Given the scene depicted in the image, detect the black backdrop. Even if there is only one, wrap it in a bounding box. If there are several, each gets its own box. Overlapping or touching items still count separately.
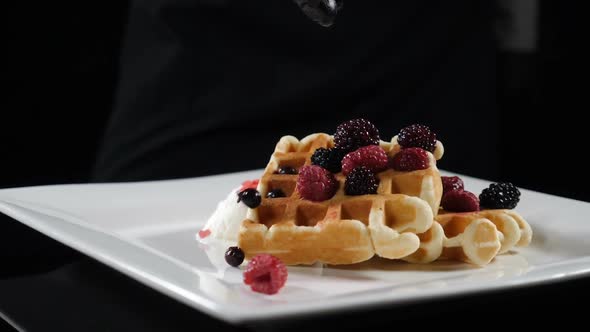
[1,2,588,330]
[2,1,586,200]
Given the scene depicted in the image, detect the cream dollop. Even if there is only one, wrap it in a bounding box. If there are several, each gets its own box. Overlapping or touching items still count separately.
[198,187,248,244]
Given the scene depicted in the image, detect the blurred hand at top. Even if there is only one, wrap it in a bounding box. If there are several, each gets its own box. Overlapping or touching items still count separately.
[293,0,343,27]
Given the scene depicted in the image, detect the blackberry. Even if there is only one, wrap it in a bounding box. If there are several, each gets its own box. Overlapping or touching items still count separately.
[479,182,521,209]
[344,166,379,195]
[310,147,345,173]
[334,118,380,153]
[397,124,437,152]
[266,189,286,198]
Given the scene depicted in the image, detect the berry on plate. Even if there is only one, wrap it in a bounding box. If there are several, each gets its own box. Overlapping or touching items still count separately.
[243,254,288,295]
[225,246,245,267]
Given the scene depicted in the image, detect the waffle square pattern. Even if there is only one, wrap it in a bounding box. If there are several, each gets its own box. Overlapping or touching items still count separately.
[238,132,531,266]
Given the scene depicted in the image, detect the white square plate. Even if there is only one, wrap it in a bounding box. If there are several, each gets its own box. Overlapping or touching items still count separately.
[1,169,589,324]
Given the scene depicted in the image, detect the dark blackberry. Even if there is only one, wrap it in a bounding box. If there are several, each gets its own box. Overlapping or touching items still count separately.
[276,167,298,175]
[266,189,286,198]
[344,166,379,195]
[479,182,521,209]
[310,147,345,173]
[397,124,437,152]
[237,188,262,208]
[225,246,245,267]
[334,118,380,153]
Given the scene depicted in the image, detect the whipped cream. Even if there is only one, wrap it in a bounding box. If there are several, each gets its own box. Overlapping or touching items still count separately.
[198,186,248,244]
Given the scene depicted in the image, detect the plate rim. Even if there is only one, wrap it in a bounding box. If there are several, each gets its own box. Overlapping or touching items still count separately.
[2,173,590,323]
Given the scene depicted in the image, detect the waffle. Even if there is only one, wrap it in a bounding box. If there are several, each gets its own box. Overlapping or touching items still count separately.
[380,136,444,216]
[238,133,441,265]
[402,209,532,266]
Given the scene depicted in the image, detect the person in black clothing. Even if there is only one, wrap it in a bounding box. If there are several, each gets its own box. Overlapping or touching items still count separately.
[91,0,501,184]
[5,2,559,330]
[1,0,502,276]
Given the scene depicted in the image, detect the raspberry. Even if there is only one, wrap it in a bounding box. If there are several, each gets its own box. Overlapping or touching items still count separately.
[296,165,339,201]
[441,190,480,212]
[479,182,521,209]
[333,118,380,153]
[243,254,288,295]
[345,166,379,195]
[442,176,465,195]
[341,145,389,176]
[311,147,345,173]
[390,147,430,171]
[239,179,259,192]
[397,124,437,152]
[198,229,211,239]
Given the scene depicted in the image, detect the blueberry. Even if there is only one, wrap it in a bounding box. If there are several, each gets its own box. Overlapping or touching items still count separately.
[266,189,286,198]
[225,246,245,267]
[237,188,262,208]
[277,167,298,175]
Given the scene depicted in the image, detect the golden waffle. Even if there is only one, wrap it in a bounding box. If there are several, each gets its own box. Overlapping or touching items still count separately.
[380,136,444,216]
[238,133,439,265]
[402,209,532,266]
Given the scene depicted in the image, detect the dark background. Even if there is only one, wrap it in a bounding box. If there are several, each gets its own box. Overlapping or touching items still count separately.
[1,1,587,331]
[2,1,586,199]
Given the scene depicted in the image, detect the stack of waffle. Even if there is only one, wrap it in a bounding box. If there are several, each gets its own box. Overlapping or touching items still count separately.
[238,128,532,266]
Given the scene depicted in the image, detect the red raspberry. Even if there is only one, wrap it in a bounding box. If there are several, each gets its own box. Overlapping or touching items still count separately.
[397,124,437,152]
[441,176,464,195]
[239,179,260,192]
[243,254,288,295]
[390,147,430,171]
[296,165,339,201]
[198,229,211,239]
[441,190,480,212]
[341,145,388,176]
